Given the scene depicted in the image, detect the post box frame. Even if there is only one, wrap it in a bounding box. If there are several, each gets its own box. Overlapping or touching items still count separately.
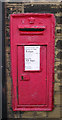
[10,13,55,111]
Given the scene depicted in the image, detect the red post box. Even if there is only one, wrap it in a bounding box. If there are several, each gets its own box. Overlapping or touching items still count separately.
[10,13,55,111]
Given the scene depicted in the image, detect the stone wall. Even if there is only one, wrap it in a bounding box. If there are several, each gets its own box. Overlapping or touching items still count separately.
[5,2,62,118]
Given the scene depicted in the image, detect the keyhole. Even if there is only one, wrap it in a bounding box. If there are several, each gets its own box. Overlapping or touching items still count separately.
[21,76,23,80]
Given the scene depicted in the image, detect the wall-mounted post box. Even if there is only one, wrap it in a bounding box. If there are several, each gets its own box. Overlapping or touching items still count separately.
[10,13,55,111]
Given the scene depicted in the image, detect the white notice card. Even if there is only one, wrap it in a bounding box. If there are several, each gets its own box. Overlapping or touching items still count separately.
[24,46,40,71]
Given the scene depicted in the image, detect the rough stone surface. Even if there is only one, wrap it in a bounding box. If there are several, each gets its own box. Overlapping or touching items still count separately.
[56,40,62,49]
[54,83,60,92]
[54,92,60,105]
[47,107,60,118]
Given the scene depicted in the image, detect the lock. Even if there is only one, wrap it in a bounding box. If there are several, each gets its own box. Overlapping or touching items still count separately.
[21,74,30,81]
[21,76,23,80]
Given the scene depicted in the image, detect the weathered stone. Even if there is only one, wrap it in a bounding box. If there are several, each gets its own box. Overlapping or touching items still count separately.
[57,29,62,33]
[57,72,62,80]
[56,40,62,49]
[55,73,60,82]
[24,4,61,13]
[56,51,62,59]
[54,92,60,105]
[47,107,60,118]
[54,83,60,92]
[22,111,34,118]
[55,61,60,71]
[60,84,62,92]
[56,16,62,24]
[57,64,62,70]
[60,93,62,105]
[13,111,21,118]
[36,111,47,118]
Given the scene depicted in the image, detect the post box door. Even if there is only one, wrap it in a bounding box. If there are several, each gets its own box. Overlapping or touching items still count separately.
[18,45,47,105]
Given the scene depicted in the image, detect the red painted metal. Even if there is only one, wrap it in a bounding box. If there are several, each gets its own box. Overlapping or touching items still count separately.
[10,13,55,111]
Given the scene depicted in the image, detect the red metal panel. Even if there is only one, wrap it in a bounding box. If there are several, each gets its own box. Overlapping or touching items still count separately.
[10,13,55,111]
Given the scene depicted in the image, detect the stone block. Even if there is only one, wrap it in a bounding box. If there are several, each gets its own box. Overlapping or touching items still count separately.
[55,73,60,82]
[36,111,47,118]
[54,92,60,105]
[54,83,60,92]
[47,107,60,118]
[22,111,34,118]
